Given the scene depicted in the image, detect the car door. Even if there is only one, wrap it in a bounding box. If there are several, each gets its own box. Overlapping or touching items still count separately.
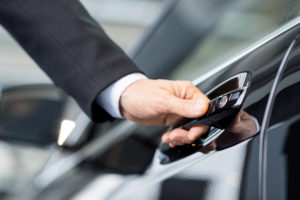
[241,33,300,200]
[106,11,300,200]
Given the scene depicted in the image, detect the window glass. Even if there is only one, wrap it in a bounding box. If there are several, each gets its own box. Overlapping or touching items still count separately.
[169,0,300,81]
[241,37,300,200]
[263,39,300,200]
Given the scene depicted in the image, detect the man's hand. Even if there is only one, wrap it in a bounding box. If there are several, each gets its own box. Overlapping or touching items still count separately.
[120,79,210,146]
[164,109,258,152]
[166,110,258,153]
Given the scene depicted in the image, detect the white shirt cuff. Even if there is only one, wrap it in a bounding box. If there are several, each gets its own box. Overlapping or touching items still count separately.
[96,73,148,118]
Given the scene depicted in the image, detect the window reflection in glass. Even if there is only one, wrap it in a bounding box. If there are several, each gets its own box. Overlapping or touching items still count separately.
[170,0,300,81]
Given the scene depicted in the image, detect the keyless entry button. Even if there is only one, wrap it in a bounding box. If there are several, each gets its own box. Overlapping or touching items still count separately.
[217,95,228,109]
[229,91,240,100]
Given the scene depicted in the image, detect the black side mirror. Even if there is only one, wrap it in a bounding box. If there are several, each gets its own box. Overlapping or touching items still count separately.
[0,84,68,146]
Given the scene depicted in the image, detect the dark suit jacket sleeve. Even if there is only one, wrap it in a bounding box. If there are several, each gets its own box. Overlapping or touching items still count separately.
[0,0,142,122]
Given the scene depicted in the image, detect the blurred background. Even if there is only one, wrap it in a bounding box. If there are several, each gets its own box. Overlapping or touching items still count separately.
[0,0,164,198]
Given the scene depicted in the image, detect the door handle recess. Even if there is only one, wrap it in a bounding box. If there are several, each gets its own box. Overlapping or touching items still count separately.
[159,72,251,164]
[173,72,251,147]
[178,86,248,130]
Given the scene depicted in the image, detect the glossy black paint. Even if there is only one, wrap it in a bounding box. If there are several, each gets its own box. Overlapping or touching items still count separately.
[241,39,300,200]
[108,19,300,200]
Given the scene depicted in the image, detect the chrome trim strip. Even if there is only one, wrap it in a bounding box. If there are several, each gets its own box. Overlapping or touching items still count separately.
[205,72,248,96]
[193,16,300,85]
[258,38,297,200]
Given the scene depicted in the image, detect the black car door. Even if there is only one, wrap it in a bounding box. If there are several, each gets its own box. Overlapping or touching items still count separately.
[108,14,300,200]
[241,33,300,200]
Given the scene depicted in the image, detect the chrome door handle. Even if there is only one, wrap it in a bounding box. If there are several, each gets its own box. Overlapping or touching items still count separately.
[179,86,248,130]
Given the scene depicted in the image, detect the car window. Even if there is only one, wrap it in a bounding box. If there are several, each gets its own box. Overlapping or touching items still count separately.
[240,36,300,200]
[263,39,300,200]
[169,0,300,81]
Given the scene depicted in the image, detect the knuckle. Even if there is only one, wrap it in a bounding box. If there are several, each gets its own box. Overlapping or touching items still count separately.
[187,81,194,87]
[169,133,177,141]
[166,98,175,113]
[186,136,195,143]
[157,95,169,113]
[183,80,193,87]
[170,98,184,114]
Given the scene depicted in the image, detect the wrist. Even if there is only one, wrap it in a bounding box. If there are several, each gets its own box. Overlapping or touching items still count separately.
[97,73,147,118]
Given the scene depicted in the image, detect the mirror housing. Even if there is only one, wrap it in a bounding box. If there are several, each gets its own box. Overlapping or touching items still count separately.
[0,84,68,146]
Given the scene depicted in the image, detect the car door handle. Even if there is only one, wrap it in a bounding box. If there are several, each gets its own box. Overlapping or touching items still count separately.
[179,86,248,130]
[173,71,251,144]
[159,73,251,164]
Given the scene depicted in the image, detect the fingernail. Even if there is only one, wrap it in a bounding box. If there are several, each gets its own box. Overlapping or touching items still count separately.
[162,135,168,142]
[188,132,197,141]
[169,143,175,148]
[194,102,203,114]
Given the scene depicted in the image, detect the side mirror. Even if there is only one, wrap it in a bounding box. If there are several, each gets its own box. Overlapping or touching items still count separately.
[0,84,68,146]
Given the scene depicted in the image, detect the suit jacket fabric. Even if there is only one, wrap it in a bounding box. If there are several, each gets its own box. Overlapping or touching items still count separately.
[0,0,141,122]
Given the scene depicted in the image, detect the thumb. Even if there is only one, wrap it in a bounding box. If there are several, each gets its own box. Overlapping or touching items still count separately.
[168,97,209,118]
